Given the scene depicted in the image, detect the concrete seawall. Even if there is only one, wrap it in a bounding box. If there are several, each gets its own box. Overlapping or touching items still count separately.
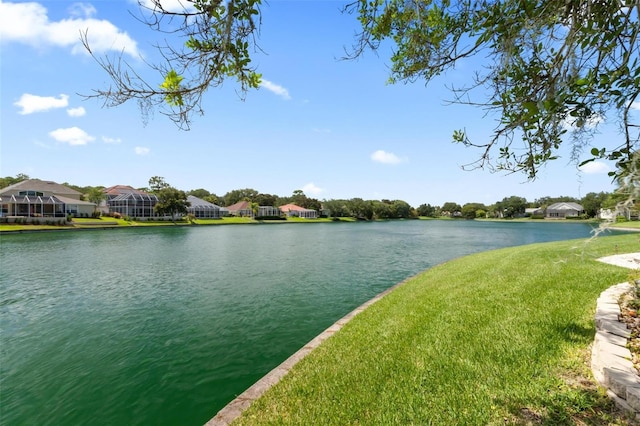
[204,274,415,425]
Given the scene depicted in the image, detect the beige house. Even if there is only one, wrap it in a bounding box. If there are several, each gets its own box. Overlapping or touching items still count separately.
[0,179,95,223]
[226,200,254,217]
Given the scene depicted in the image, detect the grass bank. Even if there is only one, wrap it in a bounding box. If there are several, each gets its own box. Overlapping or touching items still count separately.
[232,234,639,425]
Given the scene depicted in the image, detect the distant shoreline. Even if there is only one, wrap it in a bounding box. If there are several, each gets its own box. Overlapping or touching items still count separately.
[3,216,639,234]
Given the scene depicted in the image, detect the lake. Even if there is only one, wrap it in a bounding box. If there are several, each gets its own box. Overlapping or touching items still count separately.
[0,220,610,425]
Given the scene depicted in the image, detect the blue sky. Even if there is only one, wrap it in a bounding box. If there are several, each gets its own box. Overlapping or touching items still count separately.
[0,0,627,207]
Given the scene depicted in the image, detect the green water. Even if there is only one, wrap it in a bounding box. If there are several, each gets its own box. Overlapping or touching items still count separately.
[1,220,603,425]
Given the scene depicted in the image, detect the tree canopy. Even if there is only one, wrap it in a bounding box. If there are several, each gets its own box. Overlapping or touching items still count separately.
[155,186,190,221]
[350,0,640,180]
[85,0,640,182]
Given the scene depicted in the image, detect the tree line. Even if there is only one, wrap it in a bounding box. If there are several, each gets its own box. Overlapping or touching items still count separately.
[0,174,625,220]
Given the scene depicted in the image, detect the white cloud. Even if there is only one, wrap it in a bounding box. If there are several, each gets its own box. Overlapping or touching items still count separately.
[102,136,121,144]
[138,0,196,13]
[135,146,150,155]
[371,150,406,165]
[579,160,610,174]
[302,182,324,196]
[562,113,604,130]
[49,126,95,146]
[67,106,86,117]
[15,93,69,114]
[0,2,140,57]
[630,101,640,111]
[259,79,291,100]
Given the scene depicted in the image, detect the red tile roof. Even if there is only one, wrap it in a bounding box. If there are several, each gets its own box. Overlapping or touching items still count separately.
[103,185,151,196]
[226,200,252,212]
[279,203,307,212]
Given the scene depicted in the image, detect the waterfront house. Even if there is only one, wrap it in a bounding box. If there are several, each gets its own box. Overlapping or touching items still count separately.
[226,200,254,217]
[104,185,159,219]
[545,202,584,219]
[278,203,318,219]
[186,195,228,218]
[257,206,281,217]
[525,207,544,217]
[0,179,95,223]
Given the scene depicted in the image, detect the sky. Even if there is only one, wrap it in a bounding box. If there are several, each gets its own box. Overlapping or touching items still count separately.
[0,0,630,207]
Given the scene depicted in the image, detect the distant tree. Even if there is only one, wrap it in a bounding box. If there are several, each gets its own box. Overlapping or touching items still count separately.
[188,188,211,199]
[416,203,437,217]
[581,192,609,218]
[149,176,170,193]
[533,196,579,207]
[441,202,462,216]
[391,200,412,218]
[250,202,259,217]
[155,187,190,222]
[302,197,322,211]
[322,199,350,218]
[461,203,487,220]
[86,187,106,214]
[254,193,277,207]
[204,194,220,205]
[499,196,528,218]
[350,198,374,220]
[0,173,30,189]
[372,200,392,219]
[223,188,259,206]
[280,190,321,211]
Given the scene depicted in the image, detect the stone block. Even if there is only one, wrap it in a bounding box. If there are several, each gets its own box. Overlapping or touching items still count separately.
[627,387,640,411]
[604,367,640,399]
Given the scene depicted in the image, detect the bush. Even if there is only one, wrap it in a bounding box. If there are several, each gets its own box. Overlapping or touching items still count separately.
[255,216,286,221]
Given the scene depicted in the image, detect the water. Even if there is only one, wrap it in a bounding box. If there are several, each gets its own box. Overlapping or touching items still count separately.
[0,220,606,425]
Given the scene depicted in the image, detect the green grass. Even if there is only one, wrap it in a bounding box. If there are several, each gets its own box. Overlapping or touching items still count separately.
[234,234,640,425]
[610,221,640,229]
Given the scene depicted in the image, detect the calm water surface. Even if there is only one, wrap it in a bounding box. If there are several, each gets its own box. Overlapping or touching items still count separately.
[1,220,607,425]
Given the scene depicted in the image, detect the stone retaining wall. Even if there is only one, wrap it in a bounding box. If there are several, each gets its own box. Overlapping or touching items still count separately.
[592,283,640,419]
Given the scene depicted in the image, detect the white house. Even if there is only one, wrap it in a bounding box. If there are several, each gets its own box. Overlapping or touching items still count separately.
[545,202,584,219]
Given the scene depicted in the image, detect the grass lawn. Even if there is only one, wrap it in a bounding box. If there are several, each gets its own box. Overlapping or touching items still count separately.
[610,221,640,229]
[233,234,640,425]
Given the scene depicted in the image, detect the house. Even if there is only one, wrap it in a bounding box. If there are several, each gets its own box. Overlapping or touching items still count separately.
[279,203,318,219]
[186,195,228,218]
[257,206,280,217]
[104,185,159,219]
[599,205,640,221]
[545,202,584,219]
[226,200,254,217]
[525,207,544,217]
[0,179,96,223]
